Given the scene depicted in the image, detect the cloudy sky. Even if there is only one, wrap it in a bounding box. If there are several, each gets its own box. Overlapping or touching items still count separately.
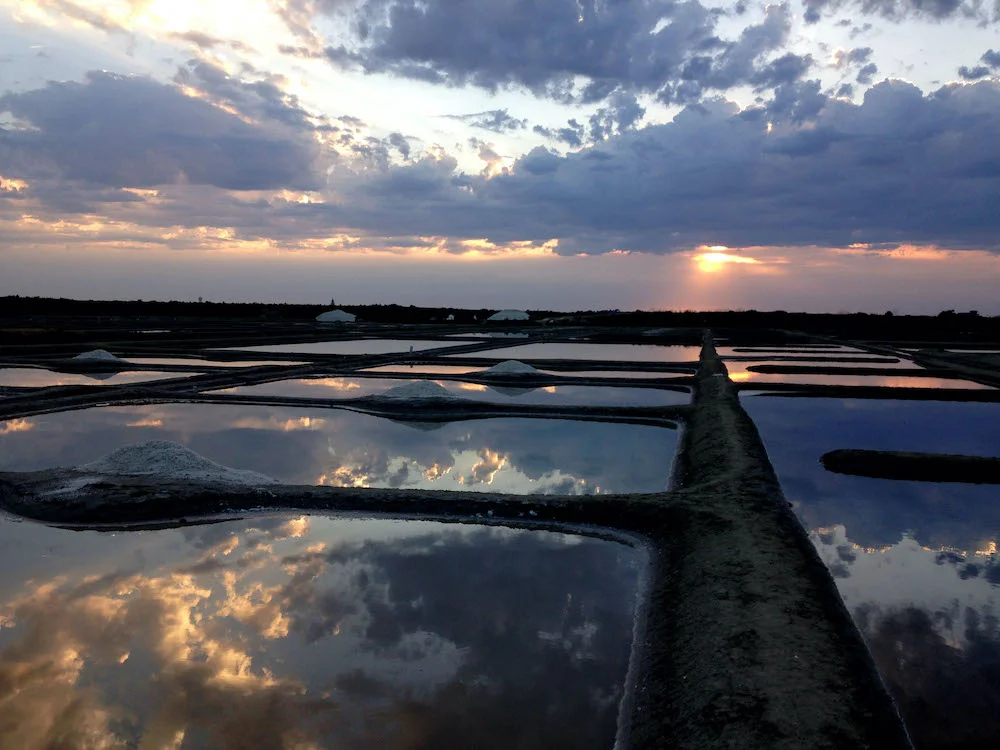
[2,0,999,312]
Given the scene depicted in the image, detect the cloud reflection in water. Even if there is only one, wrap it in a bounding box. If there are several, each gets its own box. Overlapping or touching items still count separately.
[746,396,1000,749]
[0,405,676,494]
[0,516,642,749]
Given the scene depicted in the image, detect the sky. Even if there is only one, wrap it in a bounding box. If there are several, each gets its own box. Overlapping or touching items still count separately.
[1,0,999,313]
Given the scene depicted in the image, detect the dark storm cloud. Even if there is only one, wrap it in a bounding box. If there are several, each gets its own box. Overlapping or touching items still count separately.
[313,1,802,104]
[173,60,317,132]
[856,62,879,83]
[959,49,1000,79]
[802,0,1000,24]
[311,79,1000,254]
[750,52,815,88]
[517,146,563,175]
[532,119,587,147]
[832,47,873,68]
[6,71,1000,258]
[444,108,528,133]
[587,91,646,141]
[387,131,412,159]
[0,71,320,190]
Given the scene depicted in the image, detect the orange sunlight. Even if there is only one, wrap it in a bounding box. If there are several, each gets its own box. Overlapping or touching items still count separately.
[692,246,762,273]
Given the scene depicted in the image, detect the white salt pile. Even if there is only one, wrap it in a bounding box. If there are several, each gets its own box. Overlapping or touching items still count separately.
[73,349,126,363]
[378,380,458,400]
[315,309,357,323]
[487,309,529,321]
[477,360,542,377]
[79,441,279,485]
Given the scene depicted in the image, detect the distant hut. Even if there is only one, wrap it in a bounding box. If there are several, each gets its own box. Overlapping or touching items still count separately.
[446,314,455,321]
[487,309,529,322]
[315,309,357,323]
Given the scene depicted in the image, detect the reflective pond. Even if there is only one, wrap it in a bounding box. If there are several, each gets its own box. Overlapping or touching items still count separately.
[215,340,455,356]
[362,364,686,379]
[363,364,484,375]
[0,405,676,494]
[209,377,689,406]
[127,357,310,367]
[725,362,989,389]
[717,346,871,357]
[538,370,692,379]
[721,356,912,370]
[744,396,1000,749]
[0,514,643,749]
[446,343,702,362]
[444,332,532,339]
[0,368,201,387]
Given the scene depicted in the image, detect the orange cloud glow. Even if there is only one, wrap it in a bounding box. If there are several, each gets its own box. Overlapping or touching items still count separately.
[692,246,762,273]
[0,419,35,435]
[0,175,28,192]
[832,244,958,260]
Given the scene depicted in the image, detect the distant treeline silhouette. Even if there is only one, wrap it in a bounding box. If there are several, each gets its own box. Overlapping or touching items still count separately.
[0,295,997,341]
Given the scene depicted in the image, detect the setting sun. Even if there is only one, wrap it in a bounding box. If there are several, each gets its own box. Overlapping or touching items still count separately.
[692,247,761,273]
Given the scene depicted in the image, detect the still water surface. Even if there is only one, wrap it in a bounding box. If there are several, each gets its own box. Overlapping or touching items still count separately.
[362,364,683,379]
[210,377,688,406]
[127,358,310,367]
[446,343,701,362]
[744,396,1000,749]
[0,405,676,494]
[0,368,201,387]
[0,514,642,749]
[217,340,454,356]
[725,362,988,389]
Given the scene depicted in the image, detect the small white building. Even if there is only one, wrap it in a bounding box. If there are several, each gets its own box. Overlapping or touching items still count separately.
[315,309,357,323]
[487,309,529,322]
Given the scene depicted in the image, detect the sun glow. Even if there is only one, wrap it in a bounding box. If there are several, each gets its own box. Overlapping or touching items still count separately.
[692,246,761,273]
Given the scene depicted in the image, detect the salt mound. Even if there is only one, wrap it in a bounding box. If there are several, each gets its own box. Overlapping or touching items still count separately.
[487,309,529,321]
[379,381,457,400]
[74,349,126,363]
[316,309,356,323]
[478,360,542,377]
[80,441,279,485]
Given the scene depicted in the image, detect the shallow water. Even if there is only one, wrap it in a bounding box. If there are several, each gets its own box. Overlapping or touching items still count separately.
[446,343,702,362]
[725,362,989,389]
[362,364,688,379]
[0,514,642,749]
[743,396,1000,748]
[127,357,310,367]
[444,332,531,339]
[538,369,693,378]
[0,405,676,494]
[0,368,202,387]
[717,345,868,356]
[362,364,484,375]
[721,355,912,370]
[210,377,689,406]
[215,340,455,355]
